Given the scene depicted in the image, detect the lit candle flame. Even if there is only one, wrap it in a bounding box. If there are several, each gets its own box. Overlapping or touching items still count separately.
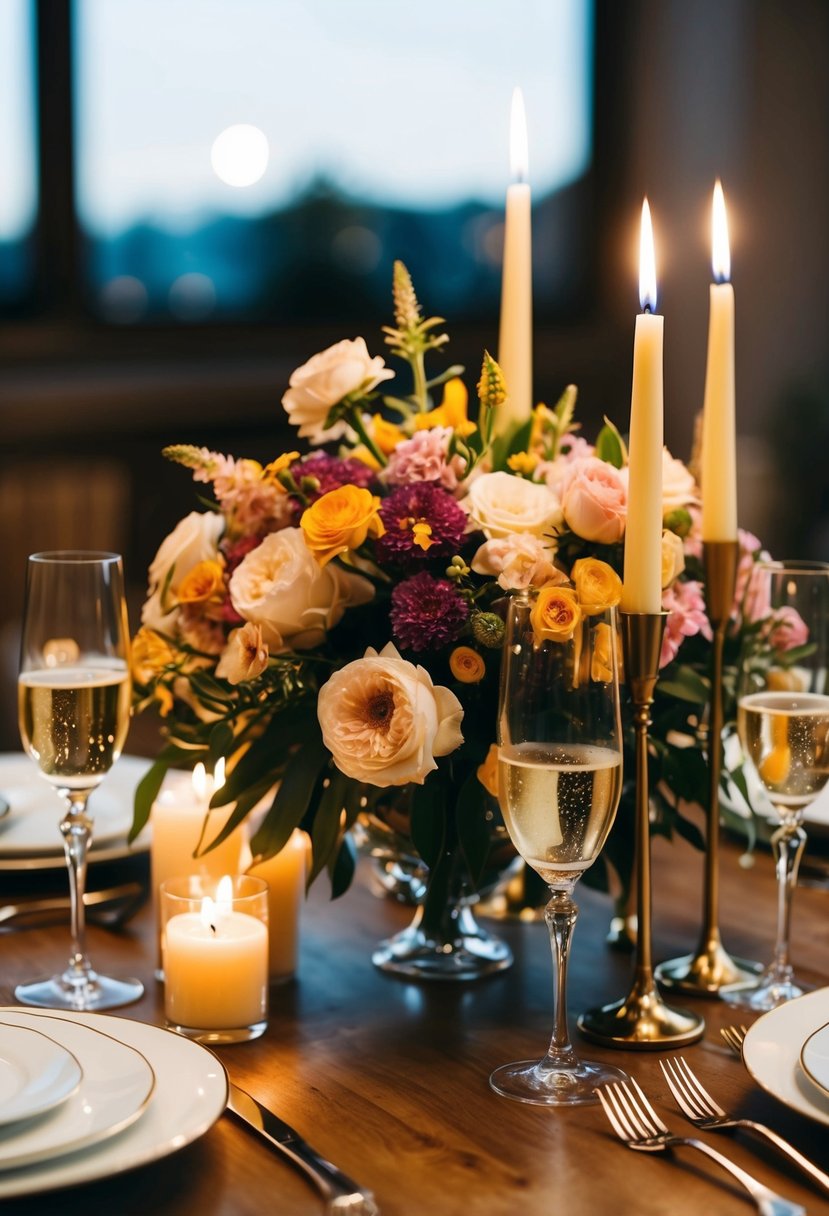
[214,756,226,791]
[192,761,207,803]
[509,87,528,183]
[200,895,217,934]
[216,875,234,911]
[711,179,731,284]
[639,197,657,313]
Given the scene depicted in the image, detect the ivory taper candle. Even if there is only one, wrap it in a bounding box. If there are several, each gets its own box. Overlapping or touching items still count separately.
[497,86,532,438]
[701,180,737,542]
[622,199,664,615]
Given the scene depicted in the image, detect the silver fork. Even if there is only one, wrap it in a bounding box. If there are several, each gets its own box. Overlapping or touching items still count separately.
[722,1024,749,1058]
[596,1078,805,1216]
[329,1196,379,1215]
[661,1057,829,1195]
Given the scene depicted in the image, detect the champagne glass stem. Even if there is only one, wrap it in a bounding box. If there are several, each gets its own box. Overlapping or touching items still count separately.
[544,888,579,1069]
[59,792,93,985]
[769,820,807,981]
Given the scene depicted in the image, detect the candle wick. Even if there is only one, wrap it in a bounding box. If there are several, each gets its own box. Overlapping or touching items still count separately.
[210,922,217,935]
[642,303,653,315]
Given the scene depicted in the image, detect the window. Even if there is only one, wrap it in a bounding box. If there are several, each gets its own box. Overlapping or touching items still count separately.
[73,0,594,324]
[0,0,38,309]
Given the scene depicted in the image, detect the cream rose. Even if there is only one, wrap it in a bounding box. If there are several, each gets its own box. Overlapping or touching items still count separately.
[317,643,464,786]
[141,510,224,634]
[661,530,686,588]
[228,528,373,650]
[471,533,564,591]
[281,338,395,444]
[561,458,626,545]
[661,449,699,513]
[466,471,562,541]
[216,622,269,684]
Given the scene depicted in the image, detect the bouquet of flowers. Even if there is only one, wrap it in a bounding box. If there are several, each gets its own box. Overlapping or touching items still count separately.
[130,262,767,917]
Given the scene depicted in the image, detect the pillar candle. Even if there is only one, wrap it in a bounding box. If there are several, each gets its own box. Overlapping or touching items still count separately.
[701,180,737,541]
[248,830,307,982]
[163,892,268,1030]
[497,86,532,438]
[622,199,664,614]
[150,764,246,958]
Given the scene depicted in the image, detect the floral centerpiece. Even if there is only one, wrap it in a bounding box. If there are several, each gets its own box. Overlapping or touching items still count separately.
[130,262,768,972]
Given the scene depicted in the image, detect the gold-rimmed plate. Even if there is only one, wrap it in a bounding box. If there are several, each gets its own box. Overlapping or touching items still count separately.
[800,1018,829,1100]
[743,987,829,1125]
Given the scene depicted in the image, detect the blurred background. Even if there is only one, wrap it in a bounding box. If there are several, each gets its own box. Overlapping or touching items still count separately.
[1,0,828,746]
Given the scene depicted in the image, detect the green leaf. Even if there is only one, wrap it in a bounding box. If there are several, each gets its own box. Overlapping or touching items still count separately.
[410,778,445,869]
[208,721,235,769]
[249,736,329,860]
[595,417,627,468]
[657,665,710,704]
[198,778,273,854]
[307,768,350,889]
[672,809,706,852]
[327,833,357,900]
[128,744,191,843]
[454,774,491,889]
[211,707,315,806]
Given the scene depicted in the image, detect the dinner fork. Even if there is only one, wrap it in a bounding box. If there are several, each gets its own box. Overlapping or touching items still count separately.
[596,1078,805,1216]
[660,1057,829,1195]
[721,1024,749,1058]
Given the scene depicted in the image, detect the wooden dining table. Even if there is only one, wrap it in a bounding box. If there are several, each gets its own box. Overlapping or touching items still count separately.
[1,831,829,1216]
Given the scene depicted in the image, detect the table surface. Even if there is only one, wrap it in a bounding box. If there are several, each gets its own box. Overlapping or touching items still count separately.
[1,833,829,1216]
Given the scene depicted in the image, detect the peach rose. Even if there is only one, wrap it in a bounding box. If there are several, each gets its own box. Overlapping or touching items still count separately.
[216,622,269,685]
[317,643,464,786]
[561,458,627,544]
[300,485,384,566]
[661,530,686,588]
[471,533,564,592]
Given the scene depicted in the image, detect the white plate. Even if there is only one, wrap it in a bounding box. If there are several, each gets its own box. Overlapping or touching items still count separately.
[0,837,148,873]
[743,986,829,1125]
[800,1020,829,1099]
[0,1012,155,1170]
[0,1009,227,1199]
[0,754,151,857]
[0,1024,82,1126]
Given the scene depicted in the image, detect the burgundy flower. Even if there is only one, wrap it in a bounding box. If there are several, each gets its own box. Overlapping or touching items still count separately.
[390,573,469,652]
[377,483,467,566]
[291,453,376,500]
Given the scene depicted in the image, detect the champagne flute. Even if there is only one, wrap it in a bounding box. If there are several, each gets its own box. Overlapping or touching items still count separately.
[490,591,627,1105]
[16,551,143,1010]
[724,560,829,1012]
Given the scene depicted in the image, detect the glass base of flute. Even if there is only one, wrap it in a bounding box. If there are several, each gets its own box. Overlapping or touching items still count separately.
[14,789,144,1011]
[489,885,627,1106]
[721,817,808,1013]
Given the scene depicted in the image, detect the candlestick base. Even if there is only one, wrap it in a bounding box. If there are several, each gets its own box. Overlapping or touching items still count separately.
[577,976,704,1050]
[655,933,762,998]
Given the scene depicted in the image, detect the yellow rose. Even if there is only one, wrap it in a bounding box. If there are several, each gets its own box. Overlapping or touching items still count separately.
[571,558,622,616]
[590,622,615,683]
[530,586,582,644]
[300,485,385,566]
[450,646,486,684]
[176,559,225,605]
[131,626,177,684]
[477,743,499,798]
[372,414,405,455]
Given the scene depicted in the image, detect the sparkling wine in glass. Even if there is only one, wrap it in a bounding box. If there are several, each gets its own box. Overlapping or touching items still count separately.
[490,591,627,1105]
[724,560,829,1012]
[16,551,143,1010]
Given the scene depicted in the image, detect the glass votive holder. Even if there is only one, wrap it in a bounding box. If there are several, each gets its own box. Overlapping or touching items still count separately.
[160,874,269,1044]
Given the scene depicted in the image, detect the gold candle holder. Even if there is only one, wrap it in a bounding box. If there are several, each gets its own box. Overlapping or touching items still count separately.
[655,540,761,995]
[578,612,705,1049]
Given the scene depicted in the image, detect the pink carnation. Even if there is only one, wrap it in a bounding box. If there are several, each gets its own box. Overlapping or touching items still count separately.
[383,427,466,491]
[734,531,772,623]
[766,605,809,652]
[560,457,627,545]
[660,579,713,667]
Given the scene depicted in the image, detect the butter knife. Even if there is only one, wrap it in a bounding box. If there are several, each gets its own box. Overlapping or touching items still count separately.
[226,1082,378,1214]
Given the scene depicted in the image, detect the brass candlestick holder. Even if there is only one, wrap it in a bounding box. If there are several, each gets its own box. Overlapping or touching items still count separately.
[655,540,761,995]
[578,612,704,1048]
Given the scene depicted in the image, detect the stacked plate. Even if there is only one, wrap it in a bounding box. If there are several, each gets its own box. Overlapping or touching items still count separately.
[0,754,153,871]
[743,987,829,1124]
[0,1008,227,1199]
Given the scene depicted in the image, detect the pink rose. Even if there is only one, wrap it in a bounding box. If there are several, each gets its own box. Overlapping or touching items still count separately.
[561,458,627,545]
[767,605,809,652]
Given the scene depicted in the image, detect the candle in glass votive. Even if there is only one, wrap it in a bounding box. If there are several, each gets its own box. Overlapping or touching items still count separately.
[622,199,664,615]
[161,874,268,1042]
[248,829,307,982]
